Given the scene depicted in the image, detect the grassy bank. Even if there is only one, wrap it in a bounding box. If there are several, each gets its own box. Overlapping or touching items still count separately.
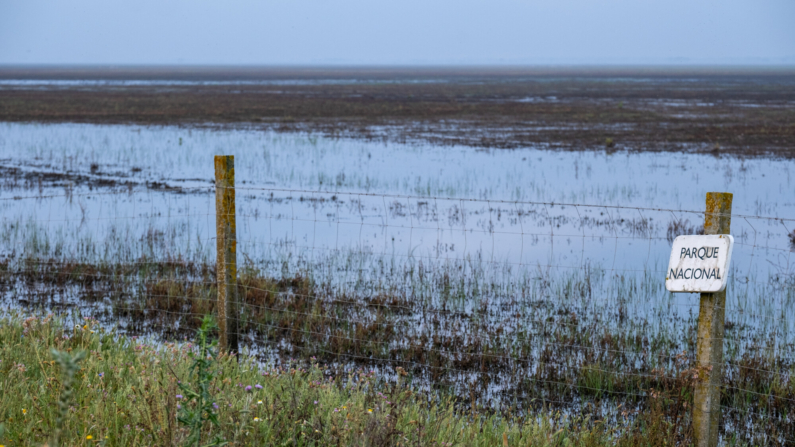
[0,312,697,447]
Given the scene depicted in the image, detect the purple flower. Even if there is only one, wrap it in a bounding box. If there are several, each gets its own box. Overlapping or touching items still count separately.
[245,385,252,392]
[213,402,219,410]
[98,372,104,377]
[255,384,263,389]
[177,404,182,409]
[176,395,183,399]
[314,401,318,405]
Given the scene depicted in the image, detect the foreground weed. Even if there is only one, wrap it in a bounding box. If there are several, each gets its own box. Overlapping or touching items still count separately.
[176,315,227,447]
[49,348,87,447]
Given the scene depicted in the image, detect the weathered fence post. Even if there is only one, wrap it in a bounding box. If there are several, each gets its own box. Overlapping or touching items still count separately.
[215,155,238,354]
[693,192,732,447]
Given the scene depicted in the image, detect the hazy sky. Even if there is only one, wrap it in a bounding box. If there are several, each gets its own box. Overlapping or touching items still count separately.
[1,0,794,65]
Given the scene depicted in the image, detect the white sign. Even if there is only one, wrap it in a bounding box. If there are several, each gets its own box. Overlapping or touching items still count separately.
[666,234,734,293]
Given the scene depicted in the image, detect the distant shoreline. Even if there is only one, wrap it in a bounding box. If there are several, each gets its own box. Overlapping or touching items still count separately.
[2,65,795,81]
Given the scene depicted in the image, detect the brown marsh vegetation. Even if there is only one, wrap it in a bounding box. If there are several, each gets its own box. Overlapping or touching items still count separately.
[1,66,794,158]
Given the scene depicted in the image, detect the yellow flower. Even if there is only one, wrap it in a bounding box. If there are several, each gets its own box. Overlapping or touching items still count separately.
[257,400,263,405]
[253,417,260,421]
[86,435,93,439]
[22,408,27,415]
[83,325,88,330]
[367,408,373,413]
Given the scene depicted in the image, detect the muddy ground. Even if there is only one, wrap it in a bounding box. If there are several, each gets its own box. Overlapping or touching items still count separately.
[1,66,794,157]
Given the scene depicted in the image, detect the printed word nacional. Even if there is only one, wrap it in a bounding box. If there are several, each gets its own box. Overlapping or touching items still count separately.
[669,246,722,280]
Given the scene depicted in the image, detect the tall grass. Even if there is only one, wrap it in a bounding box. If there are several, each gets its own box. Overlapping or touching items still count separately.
[0,312,648,446]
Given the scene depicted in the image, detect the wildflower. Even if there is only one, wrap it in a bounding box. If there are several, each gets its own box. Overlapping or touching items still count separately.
[83,325,88,330]
[176,394,183,399]
[245,385,252,392]
[367,408,373,413]
[257,400,263,405]
[213,402,219,410]
[314,401,318,405]
[177,404,182,409]
[253,417,260,421]
[255,383,263,389]
[98,372,104,377]
[22,408,27,415]
[86,435,93,440]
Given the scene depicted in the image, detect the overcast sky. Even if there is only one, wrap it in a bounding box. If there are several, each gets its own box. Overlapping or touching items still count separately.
[1,0,794,65]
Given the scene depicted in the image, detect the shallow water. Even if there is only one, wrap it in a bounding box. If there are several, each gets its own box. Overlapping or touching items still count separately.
[2,122,795,440]
[0,78,449,89]
[0,122,793,335]
[0,122,792,269]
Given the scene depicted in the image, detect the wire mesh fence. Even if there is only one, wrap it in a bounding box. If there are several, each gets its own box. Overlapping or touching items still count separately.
[2,163,795,445]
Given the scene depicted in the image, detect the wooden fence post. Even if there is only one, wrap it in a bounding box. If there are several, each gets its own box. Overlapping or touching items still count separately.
[693,192,732,447]
[215,155,238,354]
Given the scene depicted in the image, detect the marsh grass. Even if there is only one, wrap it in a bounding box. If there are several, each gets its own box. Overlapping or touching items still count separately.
[3,253,795,444]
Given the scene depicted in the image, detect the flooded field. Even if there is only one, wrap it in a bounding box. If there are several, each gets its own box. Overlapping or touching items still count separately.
[2,120,795,444]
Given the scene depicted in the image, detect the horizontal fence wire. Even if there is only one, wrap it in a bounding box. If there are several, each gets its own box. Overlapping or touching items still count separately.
[2,182,795,445]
